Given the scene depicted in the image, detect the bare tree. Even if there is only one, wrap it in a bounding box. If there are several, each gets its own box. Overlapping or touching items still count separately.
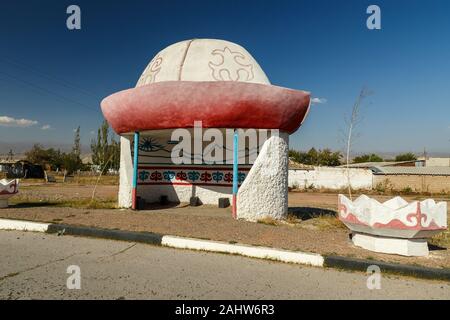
[344,87,371,200]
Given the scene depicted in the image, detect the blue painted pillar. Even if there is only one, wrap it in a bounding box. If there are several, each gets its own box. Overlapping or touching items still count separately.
[232,129,239,219]
[132,131,140,210]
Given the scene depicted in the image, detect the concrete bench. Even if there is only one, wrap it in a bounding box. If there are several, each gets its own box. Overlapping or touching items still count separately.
[44,172,56,183]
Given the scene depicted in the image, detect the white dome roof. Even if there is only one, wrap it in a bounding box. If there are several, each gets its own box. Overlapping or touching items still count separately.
[136,39,270,87]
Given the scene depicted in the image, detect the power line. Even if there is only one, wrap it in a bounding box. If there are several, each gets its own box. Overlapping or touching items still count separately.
[0,70,100,113]
[0,55,100,100]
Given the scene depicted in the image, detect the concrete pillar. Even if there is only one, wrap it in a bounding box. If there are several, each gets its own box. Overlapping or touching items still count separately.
[118,136,133,208]
[132,131,140,209]
[237,131,289,221]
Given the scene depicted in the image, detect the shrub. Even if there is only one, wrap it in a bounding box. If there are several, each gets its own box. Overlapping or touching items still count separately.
[375,179,393,194]
[353,153,383,163]
[395,152,417,161]
[401,186,413,194]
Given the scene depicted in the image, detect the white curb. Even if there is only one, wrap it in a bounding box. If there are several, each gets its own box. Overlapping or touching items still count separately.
[0,218,324,268]
[0,218,50,233]
[161,235,324,267]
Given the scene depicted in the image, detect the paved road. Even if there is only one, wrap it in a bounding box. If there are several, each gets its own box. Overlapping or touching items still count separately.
[0,230,449,299]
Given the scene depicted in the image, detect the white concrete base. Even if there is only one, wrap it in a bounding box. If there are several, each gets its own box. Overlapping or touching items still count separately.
[0,199,8,208]
[352,233,429,257]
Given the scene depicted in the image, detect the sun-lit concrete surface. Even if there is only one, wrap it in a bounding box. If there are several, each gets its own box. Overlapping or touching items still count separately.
[0,230,448,299]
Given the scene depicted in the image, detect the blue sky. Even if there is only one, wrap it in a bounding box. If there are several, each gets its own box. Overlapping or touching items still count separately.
[0,0,449,155]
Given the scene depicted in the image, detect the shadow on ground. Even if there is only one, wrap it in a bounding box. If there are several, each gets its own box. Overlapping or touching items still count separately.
[288,206,337,221]
[142,202,189,210]
[428,243,447,252]
[8,202,59,208]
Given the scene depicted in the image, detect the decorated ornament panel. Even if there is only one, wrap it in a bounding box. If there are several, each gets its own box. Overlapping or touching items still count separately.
[137,166,248,187]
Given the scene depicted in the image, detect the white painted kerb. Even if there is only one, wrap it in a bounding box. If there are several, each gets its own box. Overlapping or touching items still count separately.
[161,235,324,267]
[0,218,325,267]
[0,219,49,232]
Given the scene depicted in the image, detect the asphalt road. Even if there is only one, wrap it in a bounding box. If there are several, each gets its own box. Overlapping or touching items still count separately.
[0,230,449,299]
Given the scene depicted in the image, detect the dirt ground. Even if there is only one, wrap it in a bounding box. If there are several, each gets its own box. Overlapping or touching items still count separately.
[17,182,117,202]
[1,183,449,269]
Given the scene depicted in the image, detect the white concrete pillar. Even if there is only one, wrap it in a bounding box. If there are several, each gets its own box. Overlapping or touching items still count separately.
[118,136,133,208]
[237,131,289,221]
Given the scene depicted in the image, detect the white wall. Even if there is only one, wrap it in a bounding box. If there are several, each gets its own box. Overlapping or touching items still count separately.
[425,158,450,167]
[138,184,232,204]
[288,167,373,190]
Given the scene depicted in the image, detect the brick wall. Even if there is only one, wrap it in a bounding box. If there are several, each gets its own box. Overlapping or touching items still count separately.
[373,175,450,193]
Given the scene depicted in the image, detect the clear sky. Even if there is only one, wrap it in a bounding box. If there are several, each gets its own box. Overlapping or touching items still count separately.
[1,0,449,155]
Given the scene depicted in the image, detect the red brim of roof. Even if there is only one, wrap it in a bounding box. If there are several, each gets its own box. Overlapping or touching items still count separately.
[101,81,311,134]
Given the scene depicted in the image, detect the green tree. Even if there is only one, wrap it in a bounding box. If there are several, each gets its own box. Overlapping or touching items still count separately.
[395,152,417,161]
[25,144,62,170]
[25,128,84,174]
[62,152,81,174]
[109,136,120,171]
[306,148,319,165]
[353,153,383,163]
[73,126,81,157]
[289,148,342,166]
[289,149,302,163]
[61,126,83,174]
[91,120,120,172]
[317,148,342,166]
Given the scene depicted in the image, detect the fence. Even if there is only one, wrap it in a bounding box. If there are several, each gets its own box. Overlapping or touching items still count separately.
[373,175,450,193]
[288,167,373,190]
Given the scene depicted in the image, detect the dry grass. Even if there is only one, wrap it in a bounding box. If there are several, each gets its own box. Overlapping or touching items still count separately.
[61,198,117,209]
[258,210,346,231]
[429,211,450,248]
[19,175,119,185]
[9,197,117,209]
[71,175,119,185]
[286,213,300,224]
[430,231,450,249]
[257,217,279,226]
[306,215,346,230]
[289,185,449,198]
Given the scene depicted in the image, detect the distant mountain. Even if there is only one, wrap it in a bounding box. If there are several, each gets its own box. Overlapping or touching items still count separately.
[0,141,91,156]
[352,150,450,160]
[2,140,447,160]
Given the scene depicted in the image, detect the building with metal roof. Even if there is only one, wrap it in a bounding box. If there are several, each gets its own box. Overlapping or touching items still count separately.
[372,166,450,176]
[339,160,424,169]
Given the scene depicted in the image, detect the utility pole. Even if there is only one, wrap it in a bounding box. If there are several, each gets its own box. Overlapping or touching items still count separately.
[423,147,427,167]
[7,149,14,161]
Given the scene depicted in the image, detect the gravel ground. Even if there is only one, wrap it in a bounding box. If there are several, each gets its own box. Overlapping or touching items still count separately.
[1,184,449,269]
